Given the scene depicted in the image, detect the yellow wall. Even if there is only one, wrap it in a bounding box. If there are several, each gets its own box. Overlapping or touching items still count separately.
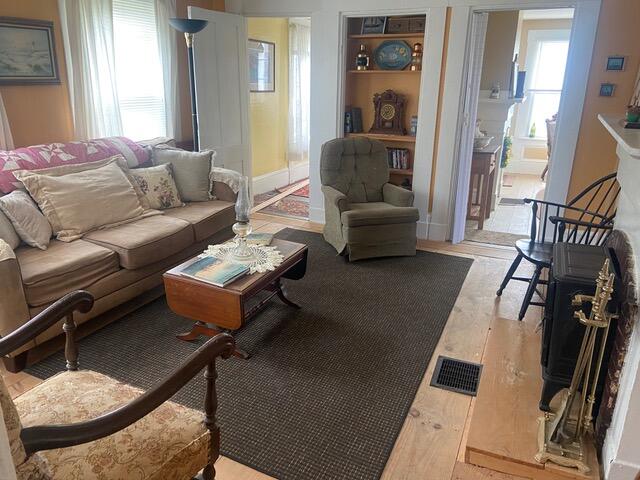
[480,11,519,91]
[569,0,640,199]
[0,0,222,148]
[0,0,74,147]
[248,18,289,178]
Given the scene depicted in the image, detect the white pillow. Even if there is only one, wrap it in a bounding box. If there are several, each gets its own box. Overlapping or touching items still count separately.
[0,191,52,250]
[0,208,20,250]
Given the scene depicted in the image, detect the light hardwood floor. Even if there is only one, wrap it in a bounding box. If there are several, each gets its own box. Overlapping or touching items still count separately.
[2,213,539,480]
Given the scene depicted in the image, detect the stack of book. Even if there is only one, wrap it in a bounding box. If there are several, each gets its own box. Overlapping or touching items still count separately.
[344,106,363,134]
[387,148,410,170]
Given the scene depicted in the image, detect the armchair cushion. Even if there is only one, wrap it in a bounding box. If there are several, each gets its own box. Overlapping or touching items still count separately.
[14,370,209,480]
[341,202,420,228]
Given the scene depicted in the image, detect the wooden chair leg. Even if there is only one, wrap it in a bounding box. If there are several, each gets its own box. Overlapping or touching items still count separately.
[496,254,523,296]
[519,264,544,321]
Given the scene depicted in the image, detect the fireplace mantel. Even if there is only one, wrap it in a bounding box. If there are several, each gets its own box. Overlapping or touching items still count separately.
[599,114,640,480]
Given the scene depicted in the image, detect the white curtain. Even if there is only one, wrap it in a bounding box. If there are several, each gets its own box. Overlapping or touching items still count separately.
[0,92,14,150]
[154,0,180,139]
[58,0,123,139]
[288,19,310,167]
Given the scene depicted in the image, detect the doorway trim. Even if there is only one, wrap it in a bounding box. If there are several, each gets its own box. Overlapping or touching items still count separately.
[430,0,601,242]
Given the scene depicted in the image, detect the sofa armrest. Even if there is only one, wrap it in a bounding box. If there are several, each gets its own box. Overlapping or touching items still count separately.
[212,182,238,202]
[383,183,414,207]
[321,185,349,213]
[0,240,32,353]
[210,167,241,202]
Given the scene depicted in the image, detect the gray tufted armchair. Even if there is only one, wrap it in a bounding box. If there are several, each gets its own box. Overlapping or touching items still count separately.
[320,137,419,261]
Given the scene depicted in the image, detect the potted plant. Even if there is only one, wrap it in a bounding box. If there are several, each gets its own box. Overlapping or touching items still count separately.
[626,104,640,123]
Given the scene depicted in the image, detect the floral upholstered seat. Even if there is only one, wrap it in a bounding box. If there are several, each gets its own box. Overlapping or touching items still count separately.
[8,370,210,480]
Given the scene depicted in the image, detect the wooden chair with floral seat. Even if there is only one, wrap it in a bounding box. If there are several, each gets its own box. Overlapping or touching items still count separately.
[0,290,235,480]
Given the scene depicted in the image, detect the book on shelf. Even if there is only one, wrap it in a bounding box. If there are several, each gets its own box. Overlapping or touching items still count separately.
[246,233,274,246]
[386,148,410,170]
[344,106,363,134]
[180,256,249,287]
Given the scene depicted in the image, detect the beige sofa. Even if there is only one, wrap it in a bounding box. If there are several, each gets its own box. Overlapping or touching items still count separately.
[0,143,237,372]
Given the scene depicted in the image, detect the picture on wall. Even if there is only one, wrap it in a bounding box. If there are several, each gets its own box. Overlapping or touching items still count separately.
[0,17,60,85]
[248,39,275,92]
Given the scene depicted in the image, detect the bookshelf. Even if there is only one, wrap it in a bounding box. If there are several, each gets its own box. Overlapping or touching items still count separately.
[344,15,426,188]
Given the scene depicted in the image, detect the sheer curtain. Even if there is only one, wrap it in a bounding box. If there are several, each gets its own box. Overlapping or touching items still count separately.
[59,0,123,139]
[288,19,310,168]
[0,92,14,150]
[154,0,180,139]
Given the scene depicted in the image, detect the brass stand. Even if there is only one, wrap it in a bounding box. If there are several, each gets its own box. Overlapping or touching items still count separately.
[535,259,617,474]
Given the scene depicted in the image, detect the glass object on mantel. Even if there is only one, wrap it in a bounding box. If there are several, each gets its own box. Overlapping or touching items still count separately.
[231,175,256,263]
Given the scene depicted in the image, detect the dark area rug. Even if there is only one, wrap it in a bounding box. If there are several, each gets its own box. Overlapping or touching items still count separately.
[27,228,473,480]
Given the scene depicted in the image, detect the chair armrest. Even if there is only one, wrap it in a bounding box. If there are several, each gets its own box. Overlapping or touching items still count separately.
[0,290,94,357]
[321,185,349,213]
[383,183,414,207]
[21,333,236,454]
[523,197,609,221]
[0,240,34,353]
[549,215,614,229]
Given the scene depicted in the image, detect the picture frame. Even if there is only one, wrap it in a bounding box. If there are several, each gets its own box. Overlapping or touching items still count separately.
[248,39,275,92]
[0,17,60,85]
[361,17,387,35]
[599,83,616,97]
[606,55,626,71]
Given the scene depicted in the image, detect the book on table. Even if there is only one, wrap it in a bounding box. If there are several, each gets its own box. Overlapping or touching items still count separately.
[180,256,249,287]
[246,233,274,246]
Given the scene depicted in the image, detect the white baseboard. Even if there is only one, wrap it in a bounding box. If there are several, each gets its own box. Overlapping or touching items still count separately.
[417,220,429,240]
[427,220,449,241]
[289,162,309,183]
[252,168,289,195]
[505,159,547,176]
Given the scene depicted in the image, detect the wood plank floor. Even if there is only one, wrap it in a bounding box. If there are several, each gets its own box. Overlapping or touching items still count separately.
[3,214,540,480]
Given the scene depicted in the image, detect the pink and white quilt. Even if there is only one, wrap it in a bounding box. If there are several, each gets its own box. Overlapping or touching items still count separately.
[0,137,150,193]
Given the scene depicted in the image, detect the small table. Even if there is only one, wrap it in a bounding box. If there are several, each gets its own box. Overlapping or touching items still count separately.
[467,144,500,230]
[163,238,308,358]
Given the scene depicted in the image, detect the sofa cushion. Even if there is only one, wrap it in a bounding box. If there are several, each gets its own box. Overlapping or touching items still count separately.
[129,164,184,210]
[152,147,213,202]
[341,202,420,228]
[85,215,194,269]
[0,208,20,250]
[163,200,235,242]
[16,240,119,307]
[0,191,52,250]
[14,370,209,480]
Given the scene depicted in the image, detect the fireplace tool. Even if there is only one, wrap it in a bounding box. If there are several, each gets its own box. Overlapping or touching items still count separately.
[535,259,617,474]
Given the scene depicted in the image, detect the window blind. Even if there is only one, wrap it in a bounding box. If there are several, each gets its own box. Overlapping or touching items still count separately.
[113,0,167,140]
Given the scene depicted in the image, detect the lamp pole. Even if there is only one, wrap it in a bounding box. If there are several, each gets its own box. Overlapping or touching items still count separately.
[170,18,208,151]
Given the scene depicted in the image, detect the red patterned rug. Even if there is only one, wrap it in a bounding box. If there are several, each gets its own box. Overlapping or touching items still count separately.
[260,195,309,219]
[278,183,309,198]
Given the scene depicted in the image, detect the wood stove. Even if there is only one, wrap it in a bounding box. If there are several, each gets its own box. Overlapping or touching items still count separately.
[540,242,620,412]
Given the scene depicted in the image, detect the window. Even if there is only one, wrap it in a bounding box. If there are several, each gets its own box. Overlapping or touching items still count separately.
[113,0,166,140]
[519,30,570,139]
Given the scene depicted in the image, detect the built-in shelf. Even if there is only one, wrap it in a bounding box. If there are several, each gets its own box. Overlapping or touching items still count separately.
[347,70,421,75]
[347,133,416,143]
[389,168,413,175]
[349,33,425,40]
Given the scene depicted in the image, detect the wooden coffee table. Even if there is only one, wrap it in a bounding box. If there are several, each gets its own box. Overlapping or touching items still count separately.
[163,238,308,358]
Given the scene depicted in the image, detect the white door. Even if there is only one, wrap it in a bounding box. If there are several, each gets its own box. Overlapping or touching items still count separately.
[189,7,252,177]
[451,12,488,244]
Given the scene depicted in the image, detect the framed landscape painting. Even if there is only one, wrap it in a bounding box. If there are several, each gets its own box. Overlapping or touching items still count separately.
[0,17,60,85]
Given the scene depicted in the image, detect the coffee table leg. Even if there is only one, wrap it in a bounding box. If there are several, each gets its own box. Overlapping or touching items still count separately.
[178,322,250,359]
[275,279,301,309]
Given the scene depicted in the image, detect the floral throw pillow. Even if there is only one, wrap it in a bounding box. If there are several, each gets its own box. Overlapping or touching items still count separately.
[129,164,184,210]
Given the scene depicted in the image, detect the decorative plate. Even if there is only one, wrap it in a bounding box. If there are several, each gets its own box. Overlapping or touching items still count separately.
[374,40,412,70]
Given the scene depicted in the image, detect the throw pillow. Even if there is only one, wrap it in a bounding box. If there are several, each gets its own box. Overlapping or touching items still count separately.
[151,147,214,202]
[18,154,152,210]
[14,161,156,242]
[0,208,20,250]
[129,164,184,210]
[0,191,51,250]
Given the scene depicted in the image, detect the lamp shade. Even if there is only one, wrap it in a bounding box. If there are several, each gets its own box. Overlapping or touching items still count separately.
[169,18,208,34]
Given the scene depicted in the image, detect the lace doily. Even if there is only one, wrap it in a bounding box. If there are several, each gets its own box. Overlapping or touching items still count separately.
[200,242,284,274]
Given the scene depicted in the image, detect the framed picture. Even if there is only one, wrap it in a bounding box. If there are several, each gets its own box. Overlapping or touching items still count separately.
[361,17,387,35]
[248,39,275,92]
[599,83,616,97]
[0,17,60,85]
[606,56,626,71]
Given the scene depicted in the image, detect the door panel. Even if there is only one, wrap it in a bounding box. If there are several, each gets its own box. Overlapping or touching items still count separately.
[189,7,251,177]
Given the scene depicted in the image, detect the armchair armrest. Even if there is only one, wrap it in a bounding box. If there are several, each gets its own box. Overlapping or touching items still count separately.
[0,290,94,357]
[321,185,349,213]
[383,183,414,207]
[20,333,236,455]
[0,240,38,354]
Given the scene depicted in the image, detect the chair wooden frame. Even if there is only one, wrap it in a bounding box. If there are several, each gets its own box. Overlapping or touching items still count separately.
[0,290,235,480]
[496,173,619,320]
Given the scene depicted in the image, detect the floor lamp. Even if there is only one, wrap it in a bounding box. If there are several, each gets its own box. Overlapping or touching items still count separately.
[169,18,208,151]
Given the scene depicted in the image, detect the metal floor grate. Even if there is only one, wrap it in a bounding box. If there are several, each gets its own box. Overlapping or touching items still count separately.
[430,356,483,396]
